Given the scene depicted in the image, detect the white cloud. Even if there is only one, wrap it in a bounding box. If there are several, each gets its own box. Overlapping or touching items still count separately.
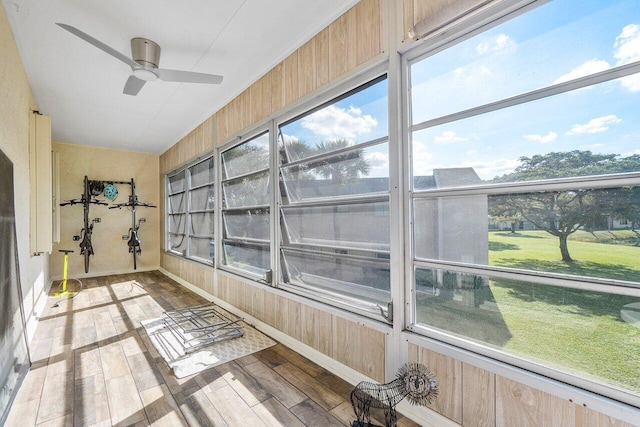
[619,74,640,91]
[411,140,433,174]
[523,132,557,144]
[614,24,640,91]
[301,105,377,139]
[456,158,522,181]
[566,115,621,135]
[363,151,389,177]
[280,134,300,144]
[553,59,610,85]
[434,131,468,143]
[476,34,512,55]
[431,158,521,181]
[452,65,493,87]
[411,140,519,181]
[614,24,640,64]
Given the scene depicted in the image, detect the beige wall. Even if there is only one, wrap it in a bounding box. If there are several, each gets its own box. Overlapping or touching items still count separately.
[0,3,49,340]
[51,142,159,278]
[159,0,637,426]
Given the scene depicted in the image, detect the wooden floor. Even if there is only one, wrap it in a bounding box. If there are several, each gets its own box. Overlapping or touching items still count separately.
[5,271,419,427]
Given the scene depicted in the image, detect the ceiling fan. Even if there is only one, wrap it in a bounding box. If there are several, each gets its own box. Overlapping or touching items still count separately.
[56,23,223,96]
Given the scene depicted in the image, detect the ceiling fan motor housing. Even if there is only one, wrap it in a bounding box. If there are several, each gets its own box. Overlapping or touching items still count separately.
[131,37,161,69]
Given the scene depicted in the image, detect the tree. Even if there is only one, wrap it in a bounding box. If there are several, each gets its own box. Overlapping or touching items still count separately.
[490,151,640,262]
[313,139,371,185]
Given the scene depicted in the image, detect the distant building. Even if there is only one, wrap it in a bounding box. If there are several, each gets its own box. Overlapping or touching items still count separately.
[414,168,488,265]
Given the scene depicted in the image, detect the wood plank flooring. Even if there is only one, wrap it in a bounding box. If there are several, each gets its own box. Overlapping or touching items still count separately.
[5,271,419,427]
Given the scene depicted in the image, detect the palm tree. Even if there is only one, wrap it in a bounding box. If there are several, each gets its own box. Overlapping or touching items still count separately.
[313,139,371,185]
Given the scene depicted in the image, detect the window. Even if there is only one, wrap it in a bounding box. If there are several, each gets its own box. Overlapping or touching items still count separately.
[278,76,391,319]
[220,132,271,277]
[167,170,186,255]
[188,158,215,263]
[407,0,640,405]
[166,156,215,264]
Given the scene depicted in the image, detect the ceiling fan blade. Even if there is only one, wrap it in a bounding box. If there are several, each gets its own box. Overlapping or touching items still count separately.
[157,68,223,84]
[123,75,146,96]
[56,23,138,69]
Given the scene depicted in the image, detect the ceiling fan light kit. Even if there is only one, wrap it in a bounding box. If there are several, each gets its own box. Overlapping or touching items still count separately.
[133,68,158,82]
[56,23,223,95]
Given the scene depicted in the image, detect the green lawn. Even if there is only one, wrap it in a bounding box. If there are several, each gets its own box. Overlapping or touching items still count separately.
[488,229,640,282]
[416,230,640,395]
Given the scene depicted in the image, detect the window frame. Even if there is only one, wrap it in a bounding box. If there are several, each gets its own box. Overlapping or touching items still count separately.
[275,71,393,321]
[402,0,640,407]
[166,169,187,257]
[165,154,216,265]
[217,127,273,281]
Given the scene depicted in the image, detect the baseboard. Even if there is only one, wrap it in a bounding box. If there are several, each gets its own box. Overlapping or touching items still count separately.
[50,265,159,282]
[158,268,458,427]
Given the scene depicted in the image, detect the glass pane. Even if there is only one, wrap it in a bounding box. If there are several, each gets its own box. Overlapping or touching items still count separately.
[282,249,390,306]
[168,171,185,194]
[411,0,640,124]
[414,267,640,397]
[189,185,214,211]
[279,78,388,162]
[190,157,214,187]
[415,187,640,284]
[222,171,270,208]
[223,208,270,240]
[222,241,270,275]
[168,232,187,253]
[189,237,214,262]
[168,193,185,214]
[168,213,185,234]
[412,75,640,189]
[414,196,488,264]
[222,133,269,179]
[282,202,390,251]
[190,212,214,237]
[281,142,389,203]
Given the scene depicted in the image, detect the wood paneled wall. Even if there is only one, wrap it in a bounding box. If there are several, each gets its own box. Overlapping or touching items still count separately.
[218,273,386,383]
[160,116,215,175]
[409,343,635,427]
[160,253,214,295]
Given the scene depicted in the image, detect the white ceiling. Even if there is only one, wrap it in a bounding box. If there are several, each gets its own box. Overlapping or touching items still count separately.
[3,0,359,154]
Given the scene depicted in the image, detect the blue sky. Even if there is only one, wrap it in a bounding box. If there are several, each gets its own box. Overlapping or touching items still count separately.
[279,79,389,177]
[411,0,640,180]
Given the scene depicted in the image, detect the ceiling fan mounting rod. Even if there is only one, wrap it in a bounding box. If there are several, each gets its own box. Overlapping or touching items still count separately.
[131,37,160,69]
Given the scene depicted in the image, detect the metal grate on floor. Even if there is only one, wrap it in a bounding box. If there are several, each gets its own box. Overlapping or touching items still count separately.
[157,303,244,354]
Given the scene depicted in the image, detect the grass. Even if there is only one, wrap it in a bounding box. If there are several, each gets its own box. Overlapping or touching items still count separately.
[488,229,640,282]
[416,230,640,395]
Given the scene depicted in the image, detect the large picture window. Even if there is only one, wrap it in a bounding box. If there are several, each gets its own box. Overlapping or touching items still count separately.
[220,132,271,277]
[166,156,215,264]
[278,76,391,320]
[407,0,640,405]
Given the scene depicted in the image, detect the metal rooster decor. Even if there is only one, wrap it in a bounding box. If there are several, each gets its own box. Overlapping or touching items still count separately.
[350,362,439,427]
